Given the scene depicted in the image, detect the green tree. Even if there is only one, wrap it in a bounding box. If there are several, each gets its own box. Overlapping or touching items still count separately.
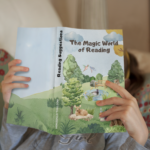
[90,76,95,82]
[47,97,63,108]
[62,78,84,115]
[83,75,91,83]
[96,73,103,83]
[108,60,124,83]
[63,54,84,83]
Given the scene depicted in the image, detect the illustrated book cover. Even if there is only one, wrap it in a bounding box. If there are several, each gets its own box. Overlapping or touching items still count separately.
[7,27,126,135]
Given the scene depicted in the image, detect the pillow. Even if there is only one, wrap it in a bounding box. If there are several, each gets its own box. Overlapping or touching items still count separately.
[0,0,62,58]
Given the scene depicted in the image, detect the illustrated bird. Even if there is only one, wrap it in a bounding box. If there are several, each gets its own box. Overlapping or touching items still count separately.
[118,48,124,52]
[83,65,89,72]
[89,66,96,73]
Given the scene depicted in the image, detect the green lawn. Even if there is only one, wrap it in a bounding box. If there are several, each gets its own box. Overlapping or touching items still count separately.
[7,81,126,135]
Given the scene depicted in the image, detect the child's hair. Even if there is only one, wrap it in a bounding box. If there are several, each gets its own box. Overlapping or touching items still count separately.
[124,51,145,96]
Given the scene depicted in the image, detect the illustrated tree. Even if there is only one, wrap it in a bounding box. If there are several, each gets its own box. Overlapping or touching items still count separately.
[108,60,124,83]
[96,73,103,83]
[47,97,63,108]
[83,75,90,83]
[63,54,84,83]
[62,78,84,116]
[90,76,96,82]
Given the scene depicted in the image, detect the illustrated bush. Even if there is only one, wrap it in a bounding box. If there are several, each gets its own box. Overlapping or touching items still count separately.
[85,108,94,115]
[87,93,94,101]
[62,78,84,115]
[83,75,91,83]
[105,125,126,133]
[90,76,96,82]
[47,97,63,108]
[96,73,103,83]
[14,108,25,125]
[9,102,14,108]
[59,120,75,134]
[108,60,124,83]
[77,123,105,133]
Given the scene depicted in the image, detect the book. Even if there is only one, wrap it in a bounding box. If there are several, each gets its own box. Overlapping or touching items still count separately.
[7,27,126,135]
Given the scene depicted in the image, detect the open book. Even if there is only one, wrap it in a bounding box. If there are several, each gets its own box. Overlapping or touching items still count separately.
[7,27,126,135]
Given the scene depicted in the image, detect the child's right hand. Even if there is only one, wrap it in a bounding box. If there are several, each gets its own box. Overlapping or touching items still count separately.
[1,59,31,109]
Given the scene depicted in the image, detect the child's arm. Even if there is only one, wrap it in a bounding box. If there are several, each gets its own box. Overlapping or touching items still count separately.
[1,59,31,109]
[96,81,149,146]
[0,59,31,149]
[104,132,150,150]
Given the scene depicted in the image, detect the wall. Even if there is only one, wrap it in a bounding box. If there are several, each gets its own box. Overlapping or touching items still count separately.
[51,0,149,52]
[106,0,149,52]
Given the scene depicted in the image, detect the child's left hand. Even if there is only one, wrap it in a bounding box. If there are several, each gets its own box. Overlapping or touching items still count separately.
[96,80,149,146]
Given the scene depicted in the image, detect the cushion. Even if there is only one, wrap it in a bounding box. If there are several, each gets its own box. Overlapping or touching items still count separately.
[0,0,62,58]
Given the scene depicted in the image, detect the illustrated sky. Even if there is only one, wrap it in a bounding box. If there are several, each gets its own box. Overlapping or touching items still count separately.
[12,27,124,98]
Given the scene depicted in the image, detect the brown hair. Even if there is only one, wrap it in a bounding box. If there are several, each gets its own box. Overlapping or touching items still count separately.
[124,51,145,96]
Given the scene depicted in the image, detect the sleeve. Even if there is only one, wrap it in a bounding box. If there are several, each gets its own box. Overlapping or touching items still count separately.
[104,132,150,150]
[0,107,28,150]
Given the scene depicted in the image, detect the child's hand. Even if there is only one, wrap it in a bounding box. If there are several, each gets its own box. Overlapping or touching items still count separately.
[1,59,31,109]
[96,80,149,146]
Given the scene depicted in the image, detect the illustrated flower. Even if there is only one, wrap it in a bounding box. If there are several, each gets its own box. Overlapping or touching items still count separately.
[144,102,148,106]
[147,89,150,92]
[148,108,150,113]
[147,84,150,88]
[4,54,8,59]
[0,69,5,76]
[139,103,143,108]
[141,87,144,91]
[136,93,140,96]
[0,58,4,61]
[0,49,11,66]
[143,115,150,127]
[144,109,147,113]
[143,91,146,95]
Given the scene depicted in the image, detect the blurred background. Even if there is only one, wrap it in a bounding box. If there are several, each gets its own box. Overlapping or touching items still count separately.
[51,0,149,52]
[0,0,150,133]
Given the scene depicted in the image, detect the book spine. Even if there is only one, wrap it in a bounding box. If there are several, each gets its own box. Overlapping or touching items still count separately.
[52,27,64,132]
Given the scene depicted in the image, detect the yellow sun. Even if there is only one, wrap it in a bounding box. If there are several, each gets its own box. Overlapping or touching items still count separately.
[106,30,123,36]
[113,45,124,57]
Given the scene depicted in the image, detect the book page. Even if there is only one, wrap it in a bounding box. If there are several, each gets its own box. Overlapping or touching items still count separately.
[7,27,56,132]
[51,27,126,135]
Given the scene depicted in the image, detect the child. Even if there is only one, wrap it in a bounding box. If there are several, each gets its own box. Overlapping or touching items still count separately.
[0,58,150,150]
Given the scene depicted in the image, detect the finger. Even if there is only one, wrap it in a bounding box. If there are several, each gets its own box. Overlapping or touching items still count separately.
[5,66,29,78]
[96,97,131,106]
[99,105,127,117]
[8,59,21,70]
[3,75,31,84]
[2,83,29,93]
[105,80,133,100]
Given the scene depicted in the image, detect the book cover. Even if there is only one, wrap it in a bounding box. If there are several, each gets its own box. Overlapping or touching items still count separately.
[7,27,126,135]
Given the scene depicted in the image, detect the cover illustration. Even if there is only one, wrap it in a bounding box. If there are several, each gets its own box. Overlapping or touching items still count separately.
[7,27,126,135]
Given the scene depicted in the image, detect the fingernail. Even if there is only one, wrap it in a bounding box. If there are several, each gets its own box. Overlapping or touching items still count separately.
[96,101,102,105]
[99,113,102,116]
[25,84,29,87]
[25,68,29,71]
[105,116,108,120]
[106,80,111,84]
[17,60,21,63]
[27,77,31,80]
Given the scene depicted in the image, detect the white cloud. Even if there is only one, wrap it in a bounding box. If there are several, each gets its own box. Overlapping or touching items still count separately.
[103,32,123,42]
[64,31,84,42]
